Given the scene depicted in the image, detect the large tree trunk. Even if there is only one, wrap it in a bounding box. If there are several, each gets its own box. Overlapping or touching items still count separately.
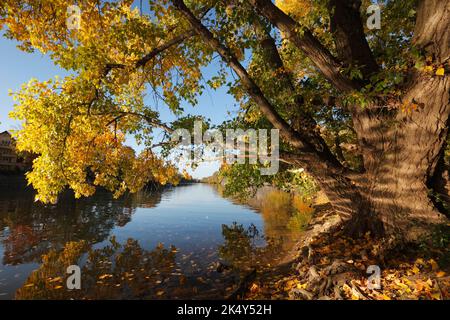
[321,0,450,242]
[285,76,449,243]
[429,143,450,214]
[316,74,450,242]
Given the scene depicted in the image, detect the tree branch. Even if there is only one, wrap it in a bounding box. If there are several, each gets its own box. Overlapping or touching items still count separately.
[136,30,196,68]
[104,30,196,76]
[172,0,310,152]
[413,0,450,64]
[328,0,379,79]
[116,111,174,133]
[248,0,360,93]
[254,20,344,166]
[103,6,213,75]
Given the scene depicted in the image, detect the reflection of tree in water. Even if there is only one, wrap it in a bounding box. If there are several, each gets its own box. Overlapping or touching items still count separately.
[216,185,313,248]
[219,190,313,270]
[16,236,234,300]
[258,190,313,243]
[15,237,180,299]
[0,178,162,265]
[217,189,313,271]
[218,222,283,270]
[17,228,279,300]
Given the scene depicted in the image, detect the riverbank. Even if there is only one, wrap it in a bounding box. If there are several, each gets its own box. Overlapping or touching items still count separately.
[207,181,449,300]
[236,195,450,300]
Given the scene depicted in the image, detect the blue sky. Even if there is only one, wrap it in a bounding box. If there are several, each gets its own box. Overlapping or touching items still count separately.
[0,34,239,178]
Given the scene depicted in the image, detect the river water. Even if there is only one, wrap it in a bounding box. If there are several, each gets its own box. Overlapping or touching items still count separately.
[0,177,310,299]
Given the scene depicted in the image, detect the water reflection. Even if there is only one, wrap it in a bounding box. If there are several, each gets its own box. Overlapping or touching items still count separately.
[258,189,313,246]
[221,187,314,252]
[217,189,313,270]
[16,237,181,299]
[15,222,278,300]
[15,236,235,300]
[0,178,313,299]
[0,178,161,265]
[219,222,278,269]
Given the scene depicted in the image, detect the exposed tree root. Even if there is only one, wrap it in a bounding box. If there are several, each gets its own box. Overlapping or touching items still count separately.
[242,207,450,300]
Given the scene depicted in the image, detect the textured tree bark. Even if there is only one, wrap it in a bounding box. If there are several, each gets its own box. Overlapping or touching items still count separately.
[287,73,450,242]
[429,144,450,214]
[338,74,449,241]
[328,0,379,78]
[289,0,450,241]
[249,0,360,92]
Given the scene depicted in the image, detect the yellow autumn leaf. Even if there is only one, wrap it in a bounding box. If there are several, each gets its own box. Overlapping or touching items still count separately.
[250,283,259,293]
[435,67,445,76]
[428,259,439,271]
[436,271,446,277]
[297,282,307,289]
[49,277,62,283]
[285,280,297,289]
[276,0,311,20]
[431,292,441,300]
[351,293,360,300]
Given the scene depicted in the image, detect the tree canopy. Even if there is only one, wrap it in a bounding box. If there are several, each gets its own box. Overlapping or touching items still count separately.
[0,0,448,240]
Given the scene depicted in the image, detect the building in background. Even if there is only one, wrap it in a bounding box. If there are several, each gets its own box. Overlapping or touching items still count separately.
[0,131,32,172]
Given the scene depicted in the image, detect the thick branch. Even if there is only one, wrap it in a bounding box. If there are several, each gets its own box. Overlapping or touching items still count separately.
[114,111,174,133]
[172,0,309,152]
[413,0,450,64]
[136,30,196,68]
[102,111,174,133]
[248,0,360,93]
[104,30,195,75]
[255,23,343,166]
[104,6,214,75]
[328,0,379,79]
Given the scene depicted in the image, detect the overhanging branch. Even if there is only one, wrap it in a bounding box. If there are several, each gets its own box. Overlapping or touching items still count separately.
[248,0,360,93]
[172,0,309,152]
[104,30,196,76]
[328,0,379,79]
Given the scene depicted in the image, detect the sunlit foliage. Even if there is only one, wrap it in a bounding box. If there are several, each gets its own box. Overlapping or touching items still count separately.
[0,0,445,203]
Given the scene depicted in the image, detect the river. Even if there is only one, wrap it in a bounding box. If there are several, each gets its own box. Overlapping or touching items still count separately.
[0,177,311,299]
